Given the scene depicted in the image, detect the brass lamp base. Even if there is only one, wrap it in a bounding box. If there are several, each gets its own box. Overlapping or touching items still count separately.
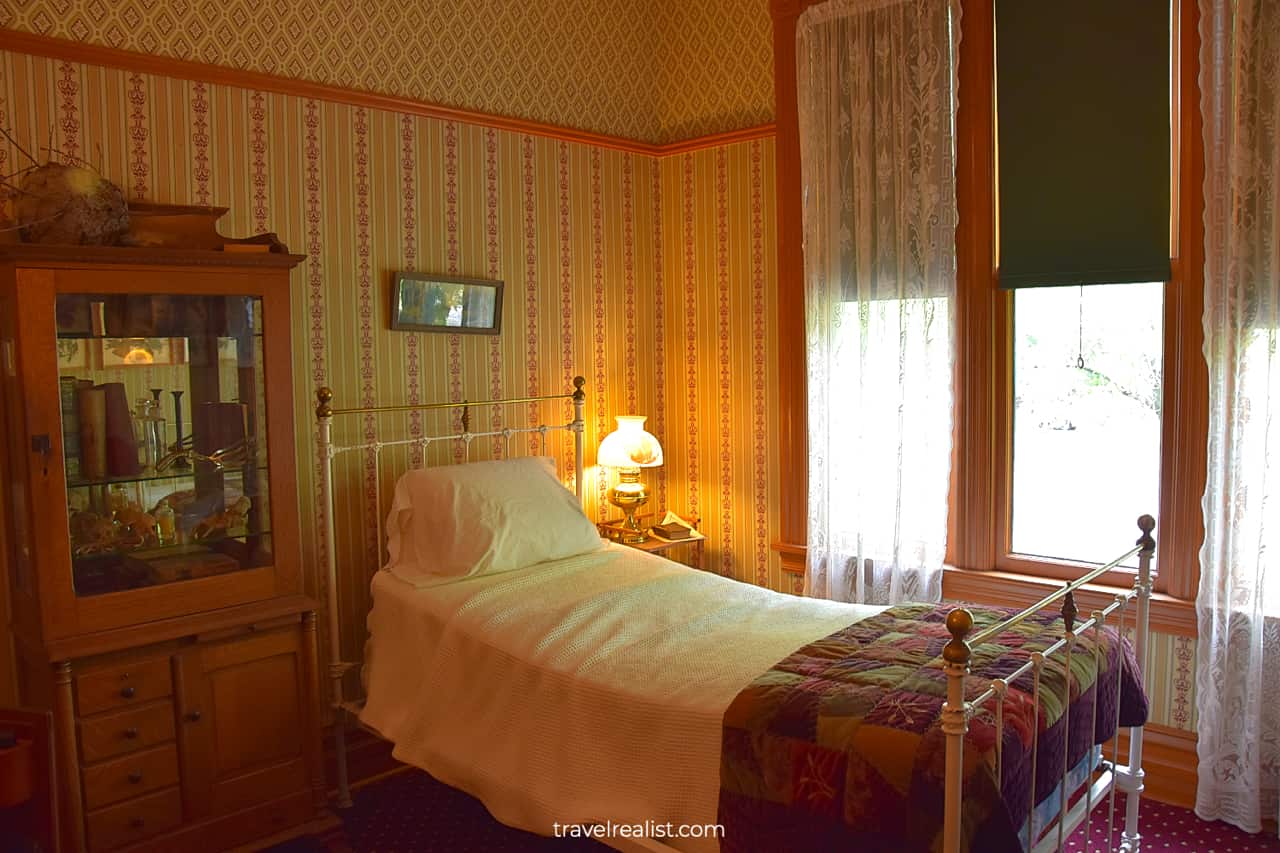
[608,467,649,544]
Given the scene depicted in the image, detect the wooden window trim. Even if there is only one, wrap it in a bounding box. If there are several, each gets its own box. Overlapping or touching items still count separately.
[943,565,1197,637]
[770,0,824,576]
[771,0,1206,614]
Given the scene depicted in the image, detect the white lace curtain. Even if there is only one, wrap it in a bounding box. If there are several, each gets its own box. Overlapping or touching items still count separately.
[1196,0,1280,834]
[797,0,958,605]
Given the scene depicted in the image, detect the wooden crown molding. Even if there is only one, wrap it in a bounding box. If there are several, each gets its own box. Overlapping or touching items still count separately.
[0,28,775,158]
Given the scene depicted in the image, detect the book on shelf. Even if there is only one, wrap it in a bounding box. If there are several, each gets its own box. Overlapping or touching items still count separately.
[98,382,141,477]
[77,385,107,481]
[59,377,81,479]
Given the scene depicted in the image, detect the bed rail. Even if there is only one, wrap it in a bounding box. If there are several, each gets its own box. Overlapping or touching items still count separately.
[942,514,1155,853]
[315,377,587,808]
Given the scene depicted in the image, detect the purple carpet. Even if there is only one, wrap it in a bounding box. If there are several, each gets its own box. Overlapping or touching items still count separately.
[274,770,1280,851]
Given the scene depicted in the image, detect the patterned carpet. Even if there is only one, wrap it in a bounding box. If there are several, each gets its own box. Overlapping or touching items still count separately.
[275,769,1280,852]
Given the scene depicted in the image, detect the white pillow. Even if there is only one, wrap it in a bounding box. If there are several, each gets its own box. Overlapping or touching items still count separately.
[384,456,604,584]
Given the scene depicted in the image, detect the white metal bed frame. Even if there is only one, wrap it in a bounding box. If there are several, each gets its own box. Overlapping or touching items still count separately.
[314,378,1152,853]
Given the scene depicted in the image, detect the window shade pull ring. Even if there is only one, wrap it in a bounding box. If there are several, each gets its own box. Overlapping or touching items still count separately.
[1076,285,1086,370]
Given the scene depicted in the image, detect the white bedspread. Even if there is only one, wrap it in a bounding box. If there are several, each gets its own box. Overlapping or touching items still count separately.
[360,543,883,852]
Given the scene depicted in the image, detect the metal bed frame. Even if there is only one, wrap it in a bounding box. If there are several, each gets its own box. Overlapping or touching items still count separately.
[314,378,1151,853]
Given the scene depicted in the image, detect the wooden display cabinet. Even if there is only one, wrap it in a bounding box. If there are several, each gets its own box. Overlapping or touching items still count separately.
[0,245,336,851]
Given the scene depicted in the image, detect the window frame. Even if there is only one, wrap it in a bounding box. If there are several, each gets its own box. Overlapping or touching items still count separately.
[972,0,1203,596]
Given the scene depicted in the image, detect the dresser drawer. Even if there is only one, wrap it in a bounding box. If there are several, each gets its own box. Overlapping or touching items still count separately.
[79,701,175,764]
[76,658,172,716]
[86,786,182,853]
[82,743,179,810]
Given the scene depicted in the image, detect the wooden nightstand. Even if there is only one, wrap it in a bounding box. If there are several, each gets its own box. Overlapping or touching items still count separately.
[598,516,706,570]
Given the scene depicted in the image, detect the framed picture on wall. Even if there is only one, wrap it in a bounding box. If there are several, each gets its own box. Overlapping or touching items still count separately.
[390,272,504,335]
[96,337,187,367]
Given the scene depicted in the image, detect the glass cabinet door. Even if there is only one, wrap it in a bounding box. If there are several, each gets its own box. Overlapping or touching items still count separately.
[54,293,273,597]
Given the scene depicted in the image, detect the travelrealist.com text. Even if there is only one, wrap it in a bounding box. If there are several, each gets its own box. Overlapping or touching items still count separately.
[553,821,725,840]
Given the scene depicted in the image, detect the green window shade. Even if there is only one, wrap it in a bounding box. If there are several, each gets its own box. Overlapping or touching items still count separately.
[996,0,1172,289]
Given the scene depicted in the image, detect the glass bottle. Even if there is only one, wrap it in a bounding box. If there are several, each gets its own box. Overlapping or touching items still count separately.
[149,411,168,471]
[134,399,153,470]
[108,484,129,521]
[155,499,176,545]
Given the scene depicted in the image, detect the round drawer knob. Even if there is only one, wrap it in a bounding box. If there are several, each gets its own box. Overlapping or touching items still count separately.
[129,817,145,830]
[185,710,202,722]
[123,727,139,740]
[127,771,143,784]
[120,686,136,699]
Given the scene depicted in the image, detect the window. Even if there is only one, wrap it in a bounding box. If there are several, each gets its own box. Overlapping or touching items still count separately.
[948,0,1205,602]
[1009,283,1164,567]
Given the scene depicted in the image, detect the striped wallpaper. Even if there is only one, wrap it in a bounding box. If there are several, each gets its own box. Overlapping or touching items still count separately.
[0,48,1195,735]
[0,49,787,685]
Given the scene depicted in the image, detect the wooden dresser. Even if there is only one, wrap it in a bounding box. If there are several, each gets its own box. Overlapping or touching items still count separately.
[0,245,336,851]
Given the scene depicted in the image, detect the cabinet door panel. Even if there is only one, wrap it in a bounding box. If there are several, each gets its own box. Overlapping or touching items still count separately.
[176,626,306,820]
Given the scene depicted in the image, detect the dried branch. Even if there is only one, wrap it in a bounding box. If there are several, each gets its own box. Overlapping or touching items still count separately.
[0,207,71,233]
[0,125,39,167]
[39,146,93,171]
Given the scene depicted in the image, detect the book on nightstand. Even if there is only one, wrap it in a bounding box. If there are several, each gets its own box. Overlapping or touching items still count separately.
[650,512,704,542]
[653,522,691,540]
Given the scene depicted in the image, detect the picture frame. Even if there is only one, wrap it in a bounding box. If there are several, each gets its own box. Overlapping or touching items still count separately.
[390,272,504,335]
[95,337,187,368]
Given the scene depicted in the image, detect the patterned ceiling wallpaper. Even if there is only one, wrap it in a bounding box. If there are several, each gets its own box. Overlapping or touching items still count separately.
[654,0,774,142]
[0,0,775,143]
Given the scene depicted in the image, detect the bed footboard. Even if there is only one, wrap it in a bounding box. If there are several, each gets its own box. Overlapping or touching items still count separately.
[941,515,1155,853]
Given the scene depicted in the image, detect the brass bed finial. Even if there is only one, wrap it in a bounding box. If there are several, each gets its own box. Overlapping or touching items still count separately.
[943,608,974,666]
[316,386,334,419]
[1061,591,1078,634]
[572,375,586,402]
[1136,513,1156,552]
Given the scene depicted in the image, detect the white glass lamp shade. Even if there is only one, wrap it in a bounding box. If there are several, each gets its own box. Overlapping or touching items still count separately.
[597,415,663,469]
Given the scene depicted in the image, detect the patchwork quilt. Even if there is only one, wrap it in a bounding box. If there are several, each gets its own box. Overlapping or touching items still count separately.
[718,603,1148,853]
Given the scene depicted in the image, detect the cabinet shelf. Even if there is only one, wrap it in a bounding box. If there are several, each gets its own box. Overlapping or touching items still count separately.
[73,531,275,598]
[66,462,266,491]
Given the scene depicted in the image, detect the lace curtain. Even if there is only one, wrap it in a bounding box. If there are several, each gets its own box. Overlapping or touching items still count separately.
[797,0,959,605]
[1196,0,1280,834]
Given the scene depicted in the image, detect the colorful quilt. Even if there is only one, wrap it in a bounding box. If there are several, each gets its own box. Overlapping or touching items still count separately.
[718,603,1148,853]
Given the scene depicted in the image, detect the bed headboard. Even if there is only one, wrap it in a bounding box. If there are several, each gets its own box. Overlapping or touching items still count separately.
[312,376,587,805]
